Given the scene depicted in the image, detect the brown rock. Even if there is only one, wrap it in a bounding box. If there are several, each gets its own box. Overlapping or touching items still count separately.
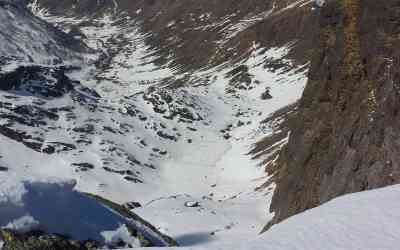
[265,0,400,230]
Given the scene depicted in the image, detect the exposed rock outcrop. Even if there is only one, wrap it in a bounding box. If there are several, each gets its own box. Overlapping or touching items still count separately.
[0,230,97,250]
[32,0,317,71]
[265,0,400,229]
[0,0,88,67]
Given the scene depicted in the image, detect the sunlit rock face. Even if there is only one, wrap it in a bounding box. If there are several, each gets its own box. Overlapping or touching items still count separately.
[266,0,400,229]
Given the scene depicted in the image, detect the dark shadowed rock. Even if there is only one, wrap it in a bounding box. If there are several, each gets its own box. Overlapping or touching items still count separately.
[123,202,142,210]
[0,66,74,98]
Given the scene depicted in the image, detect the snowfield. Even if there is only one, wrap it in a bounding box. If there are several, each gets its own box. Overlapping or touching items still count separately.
[123,184,400,250]
[0,0,308,246]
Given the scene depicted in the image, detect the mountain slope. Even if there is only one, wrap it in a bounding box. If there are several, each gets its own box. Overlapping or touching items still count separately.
[0,0,311,247]
[0,0,88,70]
[3,0,399,249]
[266,0,400,228]
[32,0,317,71]
[124,184,400,250]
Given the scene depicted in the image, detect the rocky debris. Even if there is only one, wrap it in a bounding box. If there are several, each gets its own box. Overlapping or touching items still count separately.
[103,166,133,176]
[103,126,118,134]
[0,124,75,155]
[72,124,95,134]
[184,201,200,208]
[0,111,43,127]
[124,176,143,183]
[265,0,400,230]
[143,88,204,124]
[0,229,98,250]
[260,87,272,100]
[0,66,75,98]
[156,131,177,141]
[103,166,143,184]
[0,103,58,127]
[0,126,42,152]
[0,0,88,68]
[71,162,95,172]
[0,64,101,156]
[144,163,156,170]
[264,59,292,73]
[223,134,231,140]
[44,142,77,154]
[226,65,254,92]
[123,202,143,210]
[12,105,58,123]
[126,155,142,166]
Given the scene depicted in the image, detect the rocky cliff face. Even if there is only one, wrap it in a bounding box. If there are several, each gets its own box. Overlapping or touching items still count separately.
[266,0,400,229]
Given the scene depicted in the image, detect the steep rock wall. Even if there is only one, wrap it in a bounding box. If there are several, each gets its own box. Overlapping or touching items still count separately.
[266,0,400,229]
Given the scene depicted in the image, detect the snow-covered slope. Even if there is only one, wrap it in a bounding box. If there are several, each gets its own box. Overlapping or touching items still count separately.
[0,0,327,248]
[2,0,400,249]
[124,184,400,250]
[0,1,308,247]
[0,0,88,71]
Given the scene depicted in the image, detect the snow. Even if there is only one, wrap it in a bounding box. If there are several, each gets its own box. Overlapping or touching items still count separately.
[4,216,39,233]
[314,0,325,7]
[121,184,400,250]
[220,9,274,44]
[129,44,307,247]
[0,1,86,72]
[1,1,399,250]
[274,0,313,15]
[101,224,141,248]
[0,1,309,249]
[256,184,400,250]
[0,46,306,247]
[184,201,200,208]
[0,9,307,243]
